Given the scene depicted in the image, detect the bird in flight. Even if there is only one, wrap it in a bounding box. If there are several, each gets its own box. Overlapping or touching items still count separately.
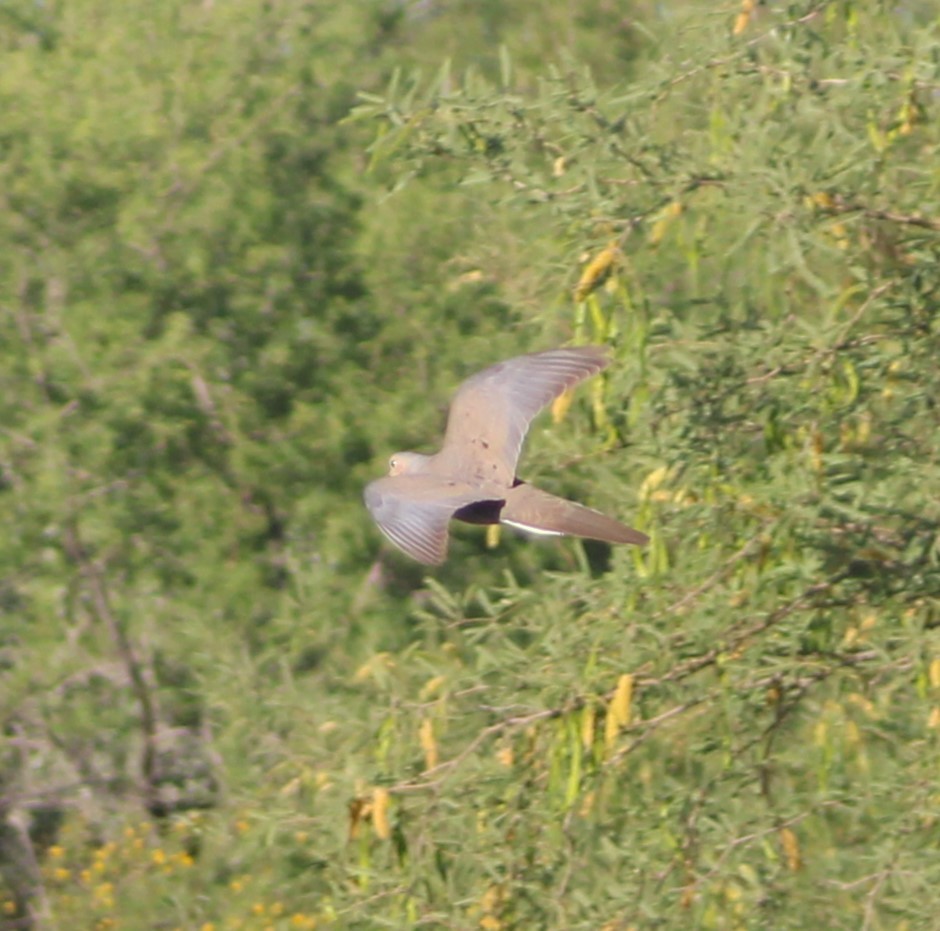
[364,346,649,564]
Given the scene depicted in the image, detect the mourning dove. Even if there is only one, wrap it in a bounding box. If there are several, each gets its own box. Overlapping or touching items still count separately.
[365,346,648,564]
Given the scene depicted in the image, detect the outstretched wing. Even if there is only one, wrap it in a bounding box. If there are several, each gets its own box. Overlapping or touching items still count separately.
[501,482,649,545]
[435,346,610,486]
[364,475,493,565]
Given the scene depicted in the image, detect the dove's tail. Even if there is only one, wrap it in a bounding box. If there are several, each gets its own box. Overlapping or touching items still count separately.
[500,483,648,546]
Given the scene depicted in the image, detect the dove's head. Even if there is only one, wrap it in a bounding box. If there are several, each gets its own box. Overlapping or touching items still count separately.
[388,452,433,476]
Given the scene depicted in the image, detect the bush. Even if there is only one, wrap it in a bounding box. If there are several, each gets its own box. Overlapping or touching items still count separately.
[2,1,938,928]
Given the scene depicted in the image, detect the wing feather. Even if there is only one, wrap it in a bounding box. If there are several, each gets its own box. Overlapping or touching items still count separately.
[436,346,609,485]
[364,475,491,565]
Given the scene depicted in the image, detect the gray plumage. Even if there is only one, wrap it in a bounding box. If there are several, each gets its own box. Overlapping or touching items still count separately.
[364,346,649,564]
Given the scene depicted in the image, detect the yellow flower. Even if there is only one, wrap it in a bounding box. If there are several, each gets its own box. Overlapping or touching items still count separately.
[94,882,115,908]
[290,915,317,929]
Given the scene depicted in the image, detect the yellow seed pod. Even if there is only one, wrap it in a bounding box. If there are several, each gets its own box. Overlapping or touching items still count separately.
[605,674,634,751]
[929,657,940,690]
[372,787,391,840]
[733,0,755,35]
[575,243,619,301]
[779,827,802,871]
[638,465,669,501]
[485,524,501,550]
[648,201,682,246]
[610,674,633,727]
[420,675,446,699]
[551,387,574,424]
[580,705,596,750]
[810,428,824,473]
[419,718,438,770]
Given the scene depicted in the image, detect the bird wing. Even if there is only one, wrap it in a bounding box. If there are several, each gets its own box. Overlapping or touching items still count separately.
[364,475,494,565]
[436,346,610,486]
[501,483,649,545]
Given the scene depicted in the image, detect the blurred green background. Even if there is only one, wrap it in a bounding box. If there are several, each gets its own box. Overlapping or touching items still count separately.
[2,1,939,928]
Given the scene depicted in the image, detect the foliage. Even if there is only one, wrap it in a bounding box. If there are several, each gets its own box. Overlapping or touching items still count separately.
[1,1,939,929]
